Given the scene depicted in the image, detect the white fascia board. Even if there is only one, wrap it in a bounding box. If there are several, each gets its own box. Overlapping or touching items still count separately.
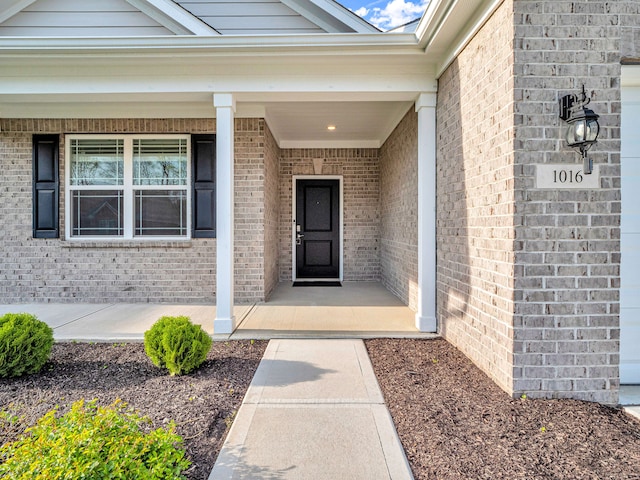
[281,0,379,33]
[0,32,417,53]
[126,0,219,35]
[0,0,37,24]
[0,73,433,97]
[415,0,457,50]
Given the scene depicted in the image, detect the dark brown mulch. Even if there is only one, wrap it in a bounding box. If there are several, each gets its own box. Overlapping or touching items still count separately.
[3,338,640,480]
[0,341,267,480]
[365,338,640,480]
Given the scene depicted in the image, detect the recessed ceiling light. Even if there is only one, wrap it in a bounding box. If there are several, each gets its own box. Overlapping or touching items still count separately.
[327,125,336,131]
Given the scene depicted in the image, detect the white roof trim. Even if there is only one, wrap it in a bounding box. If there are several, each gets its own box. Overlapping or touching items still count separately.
[126,0,219,36]
[415,0,457,51]
[416,0,505,77]
[0,33,418,52]
[281,0,379,33]
[0,0,37,24]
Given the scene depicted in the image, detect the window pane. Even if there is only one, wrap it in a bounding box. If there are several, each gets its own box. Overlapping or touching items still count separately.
[71,190,123,236]
[70,139,124,186]
[133,139,187,186]
[135,190,187,237]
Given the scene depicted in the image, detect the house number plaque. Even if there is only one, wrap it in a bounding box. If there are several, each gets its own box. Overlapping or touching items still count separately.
[535,164,600,189]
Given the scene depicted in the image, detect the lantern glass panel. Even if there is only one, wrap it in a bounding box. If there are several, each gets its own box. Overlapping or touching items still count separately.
[585,118,599,142]
[566,120,586,146]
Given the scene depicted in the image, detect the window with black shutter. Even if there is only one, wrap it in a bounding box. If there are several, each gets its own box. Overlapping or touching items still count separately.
[37,133,217,241]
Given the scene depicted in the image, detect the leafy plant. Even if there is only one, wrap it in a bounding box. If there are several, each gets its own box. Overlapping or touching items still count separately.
[144,316,212,376]
[0,313,53,378]
[0,399,190,479]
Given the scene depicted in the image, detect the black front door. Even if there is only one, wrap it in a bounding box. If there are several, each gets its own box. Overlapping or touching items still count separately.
[295,179,340,279]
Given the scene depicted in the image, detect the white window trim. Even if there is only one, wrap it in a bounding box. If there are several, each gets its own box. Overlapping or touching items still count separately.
[64,134,191,242]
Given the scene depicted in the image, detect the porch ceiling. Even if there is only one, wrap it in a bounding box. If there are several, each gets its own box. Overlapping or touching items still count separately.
[264,101,413,148]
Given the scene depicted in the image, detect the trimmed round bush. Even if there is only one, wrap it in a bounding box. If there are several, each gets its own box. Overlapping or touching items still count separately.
[144,316,212,376]
[0,399,190,480]
[0,313,54,378]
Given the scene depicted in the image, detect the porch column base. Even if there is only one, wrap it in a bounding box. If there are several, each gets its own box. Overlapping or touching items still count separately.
[415,314,437,333]
[214,316,236,335]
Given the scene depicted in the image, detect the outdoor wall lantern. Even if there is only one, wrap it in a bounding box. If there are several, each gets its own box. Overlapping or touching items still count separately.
[559,85,600,175]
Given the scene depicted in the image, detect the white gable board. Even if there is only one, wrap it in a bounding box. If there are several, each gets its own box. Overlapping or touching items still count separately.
[0,0,174,36]
[176,0,325,34]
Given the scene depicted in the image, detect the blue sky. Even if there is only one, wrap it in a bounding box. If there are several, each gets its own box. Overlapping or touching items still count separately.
[338,0,429,30]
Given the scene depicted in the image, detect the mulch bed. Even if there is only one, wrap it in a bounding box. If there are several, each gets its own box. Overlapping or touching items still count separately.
[365,338,640,480]
[0,341,267,480]
[2,338,640,479]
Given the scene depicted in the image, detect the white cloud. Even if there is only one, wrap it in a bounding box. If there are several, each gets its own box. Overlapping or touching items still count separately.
[367,0,428,30]
[354,7,370,17]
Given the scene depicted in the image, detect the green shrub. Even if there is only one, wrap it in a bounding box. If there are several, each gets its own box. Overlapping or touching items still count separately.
[0,399,190,480]
[0,313,54,378]
[144,316,212,376]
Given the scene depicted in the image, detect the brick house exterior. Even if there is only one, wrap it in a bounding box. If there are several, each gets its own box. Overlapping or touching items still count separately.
[436,0,629,405]
[1,0,639,405]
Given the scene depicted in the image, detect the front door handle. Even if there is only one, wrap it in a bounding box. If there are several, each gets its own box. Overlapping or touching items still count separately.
[296,233,304,245]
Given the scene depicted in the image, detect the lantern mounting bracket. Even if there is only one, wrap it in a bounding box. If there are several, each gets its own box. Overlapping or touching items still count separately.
[559,85,590,122]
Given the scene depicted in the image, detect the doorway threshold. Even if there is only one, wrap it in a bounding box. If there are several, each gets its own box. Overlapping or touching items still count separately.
[292,281,342,287]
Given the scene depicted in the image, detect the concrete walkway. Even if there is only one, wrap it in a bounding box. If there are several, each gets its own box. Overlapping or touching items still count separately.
[209,339,414,480]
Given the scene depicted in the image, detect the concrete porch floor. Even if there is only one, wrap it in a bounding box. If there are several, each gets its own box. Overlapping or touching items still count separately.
[0,282,434,341]
[233,282,428,339]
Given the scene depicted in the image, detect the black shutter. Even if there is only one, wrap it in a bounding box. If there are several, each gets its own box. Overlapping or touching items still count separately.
[192,134,216,238]
[32,135,59,238]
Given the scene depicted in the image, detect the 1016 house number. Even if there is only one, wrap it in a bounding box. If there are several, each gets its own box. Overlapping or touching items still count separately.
[553,169,583,184]
[536,164,600,189]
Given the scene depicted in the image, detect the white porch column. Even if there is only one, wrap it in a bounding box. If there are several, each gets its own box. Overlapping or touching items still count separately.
[415,93,437,332]
[214,93,236,334]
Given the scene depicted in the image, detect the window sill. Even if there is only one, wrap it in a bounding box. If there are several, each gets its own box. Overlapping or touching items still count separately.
[61,239,197,248]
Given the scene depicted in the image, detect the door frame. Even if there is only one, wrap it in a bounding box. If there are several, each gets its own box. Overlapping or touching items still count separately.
[292,175,343,282]
[621,70,640,383]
